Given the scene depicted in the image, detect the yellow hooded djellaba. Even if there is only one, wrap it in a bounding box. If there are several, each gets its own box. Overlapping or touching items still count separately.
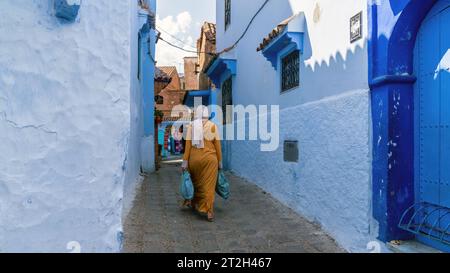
[182,106,222,221]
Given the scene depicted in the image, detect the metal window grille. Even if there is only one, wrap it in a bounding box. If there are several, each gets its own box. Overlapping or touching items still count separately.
[281,50,300,92]
[222,78,233,124]
[225,0,231,30]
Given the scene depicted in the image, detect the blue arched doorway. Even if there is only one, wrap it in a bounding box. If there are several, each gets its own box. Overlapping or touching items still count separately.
[368,0,450,251]
[411,1,450,251]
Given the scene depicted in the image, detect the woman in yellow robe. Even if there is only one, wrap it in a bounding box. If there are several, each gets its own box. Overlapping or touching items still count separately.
[182,106,222,222]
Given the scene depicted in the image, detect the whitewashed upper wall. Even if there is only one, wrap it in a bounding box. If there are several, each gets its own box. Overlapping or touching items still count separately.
[0,0,132,252]
[216,0,369,107]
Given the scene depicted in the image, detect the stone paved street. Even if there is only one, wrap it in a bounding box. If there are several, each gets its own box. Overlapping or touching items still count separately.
[123,160,345,253]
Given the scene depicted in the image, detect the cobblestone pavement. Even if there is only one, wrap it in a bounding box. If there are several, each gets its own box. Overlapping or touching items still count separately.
[123,160,345,253]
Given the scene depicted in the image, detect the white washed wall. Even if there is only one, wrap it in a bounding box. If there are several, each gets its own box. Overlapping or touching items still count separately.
[216,0,377,252]
[0,0,132,252]
[124,0,156,221]
[123,0,143,221]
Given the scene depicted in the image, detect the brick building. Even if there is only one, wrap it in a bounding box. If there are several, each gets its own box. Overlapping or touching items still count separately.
[197,22,216,90]
[157,66,180,92]
[155,67,172,95]
[183,56,199,90]
[155,66,187,121]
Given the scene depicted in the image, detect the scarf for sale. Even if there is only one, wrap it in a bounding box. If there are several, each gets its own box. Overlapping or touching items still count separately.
[192,106,209,149]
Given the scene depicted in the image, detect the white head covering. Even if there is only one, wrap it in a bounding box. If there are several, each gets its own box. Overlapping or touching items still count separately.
[192,106,209,149]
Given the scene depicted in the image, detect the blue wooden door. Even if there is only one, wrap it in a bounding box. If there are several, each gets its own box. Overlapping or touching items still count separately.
[414,1,450,251]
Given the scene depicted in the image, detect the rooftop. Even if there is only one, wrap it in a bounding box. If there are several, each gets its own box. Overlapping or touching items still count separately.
[157,66,178,78]
[257,14,298,52]
[155,67,172,82]
[202,22,216,43]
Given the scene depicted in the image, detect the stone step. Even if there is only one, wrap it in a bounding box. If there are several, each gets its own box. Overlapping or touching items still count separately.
[387,240,442,253]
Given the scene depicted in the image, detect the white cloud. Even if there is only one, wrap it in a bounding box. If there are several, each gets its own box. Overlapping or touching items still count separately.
[157,11,192,34]
[176,12,193,33]
[156,12,197,73]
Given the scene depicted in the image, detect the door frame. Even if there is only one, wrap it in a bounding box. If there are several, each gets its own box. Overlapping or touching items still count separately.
[368,0,438,243]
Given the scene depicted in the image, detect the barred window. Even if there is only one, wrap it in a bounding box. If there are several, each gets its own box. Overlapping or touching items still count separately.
[222,78,233,124]
[225,0,231,30]
[281,50,300,92]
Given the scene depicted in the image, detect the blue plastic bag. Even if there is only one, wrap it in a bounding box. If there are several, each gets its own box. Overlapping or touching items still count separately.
[216,170,230,200]
[180,171,194,200]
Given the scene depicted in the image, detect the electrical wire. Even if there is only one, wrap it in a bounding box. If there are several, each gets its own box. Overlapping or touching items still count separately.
[158,36,216,56]
[156,25,197,49]
[149,49,157,64]
[147,36,157,64]
[155,0,270,59]
[217,0,270,54]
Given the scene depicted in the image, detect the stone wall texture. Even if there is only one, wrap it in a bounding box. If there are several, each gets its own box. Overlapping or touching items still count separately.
[0,0,132,252]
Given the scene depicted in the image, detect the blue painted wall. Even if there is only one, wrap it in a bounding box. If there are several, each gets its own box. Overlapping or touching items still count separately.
[368,0,437,242]
[0,0,135,252]
[137,0,157,173]
[124,0,157,217]
[139,11,156,137]
[213,0,373,251]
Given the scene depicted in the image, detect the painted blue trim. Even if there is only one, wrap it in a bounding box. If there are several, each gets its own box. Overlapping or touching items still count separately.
[186,90,211,97]
[184,90,212,108]
[368,0,437,243]
[139,12,156,137]
[371,75,417,88]
[261,30,304,69]
[206,58,237,87]
[54,0,80,22]
[182,89,218,122]
[204,57,235,170]
[209,90,219,124]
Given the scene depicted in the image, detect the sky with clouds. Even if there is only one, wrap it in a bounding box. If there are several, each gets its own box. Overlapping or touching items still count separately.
[156,0,216,73]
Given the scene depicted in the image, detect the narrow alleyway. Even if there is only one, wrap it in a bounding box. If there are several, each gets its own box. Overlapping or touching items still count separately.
[123,160,345,253]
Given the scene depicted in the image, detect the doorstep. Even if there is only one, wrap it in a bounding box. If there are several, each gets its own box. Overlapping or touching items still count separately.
[387,240,442,253]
